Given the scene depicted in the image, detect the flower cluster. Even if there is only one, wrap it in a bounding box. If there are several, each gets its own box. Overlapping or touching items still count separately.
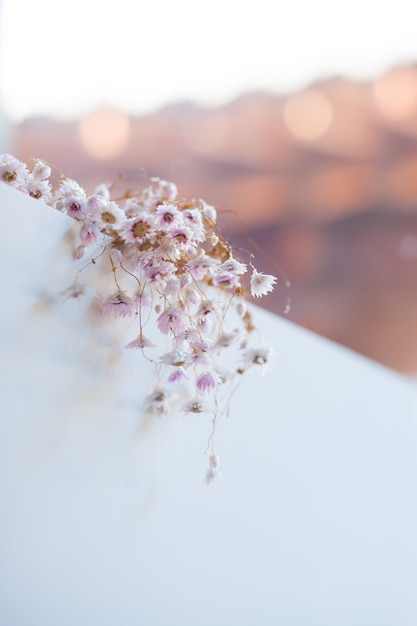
[1,153,279,483]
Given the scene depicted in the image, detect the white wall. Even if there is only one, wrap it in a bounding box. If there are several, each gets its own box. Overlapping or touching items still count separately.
[1,183,417,626]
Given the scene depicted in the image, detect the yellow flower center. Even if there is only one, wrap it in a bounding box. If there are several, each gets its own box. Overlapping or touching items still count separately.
[133,221,149,237]
[3,171,16,182]
[102,211,116,224]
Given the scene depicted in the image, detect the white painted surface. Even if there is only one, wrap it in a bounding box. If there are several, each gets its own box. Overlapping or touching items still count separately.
[1,183,417,625]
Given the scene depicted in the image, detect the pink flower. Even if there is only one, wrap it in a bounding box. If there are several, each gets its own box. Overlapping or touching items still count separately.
[125,334,156,350]
[182,208,205,242]
[123,214,154,243]
[64,196,88,221]
[196,370,222,393]
[213,272,241,290]
[140,257,174,284]
[79,222,100,246]
[186,253,218,280]
[168,367,188,383]
[133,289,152,308]
[250,269,277,298]
[156,306,188,335]
[86,194,109,219]
[102,290,136,318]
[154,203,184,229]
[170,226,193,247]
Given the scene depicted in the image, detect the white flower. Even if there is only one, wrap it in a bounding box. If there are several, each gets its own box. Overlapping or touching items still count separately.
[0,151,281,483]
[250,269,277,298]
[145,389,170,416]
[58,177,86,199]
[125,334,156,350]
[0,154,29,187]
[31,159,51,181]
[122,213,154,244]
[158,179,178,201]
[154,203,184,229]
[93,183,110,200]
[218,257,247,275]
[96,200,126,230]
[182,208,205,242]
[26,177,52,203]
[159,349,191,367]
[205,452,221,486]
[200,200,217,223]
[182,400,211,414]
[102,290,136,318]
[240,344,275,374]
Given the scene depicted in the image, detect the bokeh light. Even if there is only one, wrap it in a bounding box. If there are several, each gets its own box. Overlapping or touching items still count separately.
[283,89,334,141]
[373,66,417,122]
[78,108,130,160]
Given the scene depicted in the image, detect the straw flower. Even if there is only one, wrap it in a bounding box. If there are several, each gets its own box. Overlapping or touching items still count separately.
[0,152,282,485]
[250,269,277,298]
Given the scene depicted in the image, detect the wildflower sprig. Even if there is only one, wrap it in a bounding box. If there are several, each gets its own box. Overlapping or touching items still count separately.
[1,152,278,484]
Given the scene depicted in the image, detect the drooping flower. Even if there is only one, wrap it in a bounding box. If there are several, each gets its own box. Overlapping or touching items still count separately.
[218,257,247,275]
[212,272,241,291]
[240,344,274,374]
[167,367,188,383]
[156,305,188,335]
[63,195,87,220]
[145,389,170,416]
[125,334,156,350]
[181,399,211,414]
[196,370,223,393]
[102,290,136,318]
[79,221,101,246]
[205,452,221,486]
[250,269,277,298]
[0,152,281,484]
[159,349,191,367]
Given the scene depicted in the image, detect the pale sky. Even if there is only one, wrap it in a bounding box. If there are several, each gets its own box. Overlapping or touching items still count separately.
[1,0,417,122]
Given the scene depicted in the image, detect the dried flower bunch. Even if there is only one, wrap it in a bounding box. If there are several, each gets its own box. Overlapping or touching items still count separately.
[1,152,279,484]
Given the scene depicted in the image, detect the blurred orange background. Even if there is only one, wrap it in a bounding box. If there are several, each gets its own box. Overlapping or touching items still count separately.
[5,65,417,375]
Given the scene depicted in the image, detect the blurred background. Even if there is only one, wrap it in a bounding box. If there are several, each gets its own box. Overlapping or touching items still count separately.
[2,0,417,375]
